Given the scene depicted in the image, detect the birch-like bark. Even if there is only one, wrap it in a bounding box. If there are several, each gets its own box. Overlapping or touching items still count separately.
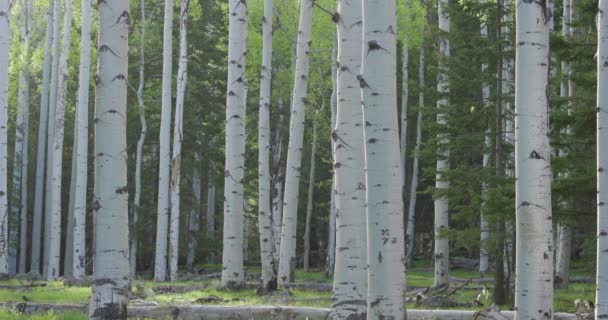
[64,141,77,277]
[71,0,91,280]
[514,0,553,317]
[48,0,73,280]
[43,0,62,278]
[89,1,131,317]
[405,44,425,268]
[31,0,53,274]
[17,0,31,275]
[479,3,491,275]
[597,0,608,315]
[169,0,190,283]
[278,0,313,286]
[257,0,275,289]
[434,0,450,287]
[361,0,406,317]
[400,26,409,184]
[303,111,317,272]
[222,0,248,288]
[327,35,337,277]
[0,0,12,280]
[154,0,174,282]
[132,0,147,278]
[186,149,201,271]
[271,98,285,268]
[331,1,367,317]
[555,0,572,290]
[9,0,26,273]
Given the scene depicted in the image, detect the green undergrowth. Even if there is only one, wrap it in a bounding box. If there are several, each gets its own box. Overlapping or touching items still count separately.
[0,310,87,320]
[0,265,596,315]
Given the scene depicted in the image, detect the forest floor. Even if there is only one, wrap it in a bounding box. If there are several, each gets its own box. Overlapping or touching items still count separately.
[0,259,595,319]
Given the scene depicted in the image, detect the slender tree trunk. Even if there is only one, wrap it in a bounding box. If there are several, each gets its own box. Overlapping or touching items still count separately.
[303,111,317,272]
[271,98,285,269]
[406,44,425,267]
[89,1,131,317]
[186,150,201,271]
[331,1,367,317]
[243,200,250,262]
[48,0,73,280]
[514,0,553,317]
[168,0,190,283]
[222,0,248,288]
[434,0,451,287]
[257,0,275,290]
[597,1,608,315]
[0,0,12,280]
[71,0,91,280]
[17,0,31,275]
[362,0,406,317]
[479,0,491,276]
[31,0,53,275]
[278,0,313,286]
[154,0,174,282]
[556,0,573,290]
[43,0,62,278]
[326,32,337,278]
[132,0,147,278]
[64,141,77,277]
[400,25,409,185]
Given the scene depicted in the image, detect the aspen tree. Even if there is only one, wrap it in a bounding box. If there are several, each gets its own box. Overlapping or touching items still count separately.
[89,0,131,318]
[31,0,53,274]
[155,0,174,282]
[361,0,406,317]
[222,0,248,287]
[278,0,314,286]
[514,0,553,317]
[257,0,275,289]
[597,0,608,316]
[331,0,367,317]
[0,0,12,280]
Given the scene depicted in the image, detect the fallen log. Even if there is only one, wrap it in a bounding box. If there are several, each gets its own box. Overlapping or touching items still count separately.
[281,283,333,291]
[0,284,47,290]
[0,302,87,314]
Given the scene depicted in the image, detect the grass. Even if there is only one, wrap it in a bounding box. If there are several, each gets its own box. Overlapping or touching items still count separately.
[0,310,87,320]
[0,262,596,317]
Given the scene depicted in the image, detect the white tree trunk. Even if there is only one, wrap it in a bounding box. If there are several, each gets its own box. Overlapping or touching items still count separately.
[303,112,317,272]
[555,0,572,290]
[43,0,62,278]
[0,0,12,280]
[271,98,285,268]
[64,141,77,277]
[90,1,131,317]
[168,0,190,283]
[434,0,450,287]
[71,0,91,280]
[17,0,31,275]
[597,0,608,316]
[132,0,147,278]
[514,0,553,317]
[257,0,275,289]
[48,0,73,280]
[186,150,201,271]
[327,35,337,277]
[222,0,248,288]
[331,1,367,317]
[31,0,54,275]
[243,200,250,262]
[361,0,406,318]
[479,5,491,275]
[400,33,409,184]
[278,0,313,286]
[406,44,425,267]
[154,0,174,282]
